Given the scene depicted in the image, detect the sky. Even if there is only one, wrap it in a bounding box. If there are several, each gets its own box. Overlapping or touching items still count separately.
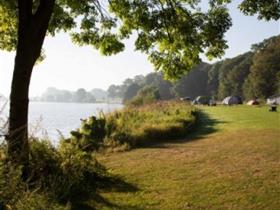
[0,1,279,97]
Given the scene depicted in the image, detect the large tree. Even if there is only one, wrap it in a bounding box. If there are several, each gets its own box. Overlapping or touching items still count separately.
[0,0,278,169]
[173,62,211,98]
[217,52,252,99]
[243,36,280,99]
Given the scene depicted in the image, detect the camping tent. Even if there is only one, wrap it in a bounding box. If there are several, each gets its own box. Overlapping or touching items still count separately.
[192,96,210,105]
[267,94,280,105]
[247,100,259,105]
[222,96,242,105]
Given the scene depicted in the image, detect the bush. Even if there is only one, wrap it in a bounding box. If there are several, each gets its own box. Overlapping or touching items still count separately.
[13,192,70,210]
[56,141,106,201]
[28,139,61,190]
[0,162,25,207]
[66,115,106,152]
[0,138,106,209]
[127,86,161,106]
[0,160,69,210]
[63,101,197,151]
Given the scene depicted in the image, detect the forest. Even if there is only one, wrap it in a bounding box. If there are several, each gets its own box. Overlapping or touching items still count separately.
[107,35,280,103]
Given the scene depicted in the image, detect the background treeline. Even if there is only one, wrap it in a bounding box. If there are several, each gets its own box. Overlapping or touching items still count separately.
[107,35,280,102]
[36,35,279,103]
[36,87,108,103]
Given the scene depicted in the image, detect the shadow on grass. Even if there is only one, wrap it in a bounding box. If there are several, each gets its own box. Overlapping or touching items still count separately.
[72,174,141,210]
[139,110,227,149]
[185,110,227,141]
[72,110,226,209]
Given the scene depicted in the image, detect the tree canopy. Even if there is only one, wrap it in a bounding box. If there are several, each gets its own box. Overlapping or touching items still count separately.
[239,0,280,21]
[243,36,280,99]
[217,52,252,99]
[0,0,232,79]
[1,0,279,78]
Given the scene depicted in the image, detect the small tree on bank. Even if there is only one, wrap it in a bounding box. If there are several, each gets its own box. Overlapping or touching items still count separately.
[0,0,279,173]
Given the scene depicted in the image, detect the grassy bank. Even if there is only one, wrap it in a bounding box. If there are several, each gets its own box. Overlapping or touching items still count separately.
[104,101,197,150]
[0,101,197,209]
[68,101,197,152]
[94,105,280,209]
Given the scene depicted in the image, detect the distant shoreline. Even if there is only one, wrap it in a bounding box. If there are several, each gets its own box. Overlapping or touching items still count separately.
[29,100,123,105]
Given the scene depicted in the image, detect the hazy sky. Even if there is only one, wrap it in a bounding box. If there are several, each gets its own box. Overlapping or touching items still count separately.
[0,1,279,97]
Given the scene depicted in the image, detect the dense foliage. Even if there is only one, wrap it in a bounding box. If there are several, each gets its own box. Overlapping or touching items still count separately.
[173,62,211,98]
[0,139,106,209]
[216,52,253,99]
[127,86,161,106]
[238,0,280,21]
[243,36,280,99]
[0,0,236,79]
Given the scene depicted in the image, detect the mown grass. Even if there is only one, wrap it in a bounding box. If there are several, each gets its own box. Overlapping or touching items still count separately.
[92,105,280,210]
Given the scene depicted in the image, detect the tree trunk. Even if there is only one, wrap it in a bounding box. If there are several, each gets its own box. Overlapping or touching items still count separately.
[8,46,33,168]
[7,0,55,175]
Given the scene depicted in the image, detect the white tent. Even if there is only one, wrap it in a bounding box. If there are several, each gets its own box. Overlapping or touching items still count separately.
[193,96,210,105]
[222,96,242,105]
[267,94,280,105]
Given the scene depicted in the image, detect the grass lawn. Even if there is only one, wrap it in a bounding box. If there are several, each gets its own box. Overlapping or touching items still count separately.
[89,105,280,210]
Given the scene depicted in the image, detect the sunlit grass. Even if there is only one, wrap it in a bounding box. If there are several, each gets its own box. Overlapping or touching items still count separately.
[104,101,196,149]
[93,105,280,210]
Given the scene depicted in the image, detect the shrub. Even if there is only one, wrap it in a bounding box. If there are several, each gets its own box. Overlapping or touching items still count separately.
[0,160,69,210]
[0,162,25,207]
[29,138,106,202]
[0,138,106,209]
[56,141,106,201]
[13,192,70,210]
[66,115,106,152]
[127,86,161,106]
[28,139,61,189]
[63,101,197,151]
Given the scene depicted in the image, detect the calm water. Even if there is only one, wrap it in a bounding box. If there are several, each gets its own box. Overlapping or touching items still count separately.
[1,102,123,144]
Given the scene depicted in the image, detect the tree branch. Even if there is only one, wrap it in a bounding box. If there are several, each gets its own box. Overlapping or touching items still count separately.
[157,0,173,43]
[33,0,55,27]
[30,0,55,61]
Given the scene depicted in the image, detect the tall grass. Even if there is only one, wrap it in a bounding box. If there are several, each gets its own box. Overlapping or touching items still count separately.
[67,100,197,152]
[104,101,197,149]
[0,137,108,209]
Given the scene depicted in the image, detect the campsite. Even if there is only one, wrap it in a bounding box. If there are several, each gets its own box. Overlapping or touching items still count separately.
[96,105,280,209]
[0,0,279,209]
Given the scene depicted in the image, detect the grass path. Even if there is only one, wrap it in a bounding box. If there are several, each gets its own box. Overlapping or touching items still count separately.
[91,106,280,210]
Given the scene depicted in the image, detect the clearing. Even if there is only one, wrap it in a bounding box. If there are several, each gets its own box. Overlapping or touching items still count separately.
[91,106,280,210]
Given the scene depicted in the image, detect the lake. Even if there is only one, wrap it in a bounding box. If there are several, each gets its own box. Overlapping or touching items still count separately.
[1,102,123,145]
